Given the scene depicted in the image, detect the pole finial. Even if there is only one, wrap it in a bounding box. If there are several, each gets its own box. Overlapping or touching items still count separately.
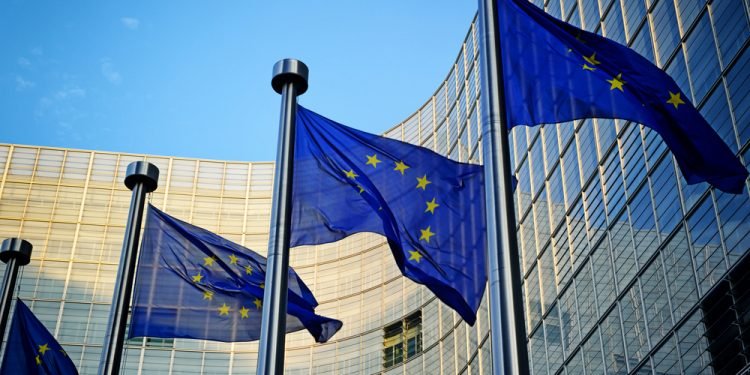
[271,59,308,95]
[124,161,159,193]
[0,238,32,266]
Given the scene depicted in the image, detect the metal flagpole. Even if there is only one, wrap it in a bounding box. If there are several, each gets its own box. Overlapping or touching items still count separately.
[256,58,308,375]
[99,161,159,375]
[0,238,32,354]
[477,0,531,373]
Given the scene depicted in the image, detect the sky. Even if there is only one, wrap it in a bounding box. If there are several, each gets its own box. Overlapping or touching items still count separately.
[0,1,477,162]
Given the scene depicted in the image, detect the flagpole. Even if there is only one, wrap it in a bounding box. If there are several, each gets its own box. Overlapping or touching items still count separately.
[477,0,530,373]
[99,161,159,375]
[257,58,308,375]
[0,238,32,353]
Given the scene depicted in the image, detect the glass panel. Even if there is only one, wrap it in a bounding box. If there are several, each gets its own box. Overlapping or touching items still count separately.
[687,196,725,295]
[601,307,628,373]
[726,48,750,147]
[544,305,564,372]
[650,0,682,67]
[684,13,721,102]
[575,261,598,335]
[661,226,698,322]
[559,286,581,356]
[620,284,649,367]
[710,0,750,64]
[640,258,673,345]
[677,311,712,373]
[582,330,604,374]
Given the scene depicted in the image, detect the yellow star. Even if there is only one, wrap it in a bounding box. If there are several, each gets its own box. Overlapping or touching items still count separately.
[357,185,365,194]
[229,254,239,265]
[365,154,382,168]
[408,250,423,263]
[583,52,600,66]
[240,306,250,318]
[667,91,685,109]
[253,298,263,310]
[394,161,410,175]
[203,290,214,300]
[607,73,625,91]
[192,271,203,283]
[416,175,431,190]
[35,355,41,365]
[203,256,215,267]
[245,265,253,275]
[343,169,358,179]
[425,198,439,214]
[38,343,49,355]
[419,226,435,243]
[582,64,596,71]
[218,303,230,316]
[260,283,265,289]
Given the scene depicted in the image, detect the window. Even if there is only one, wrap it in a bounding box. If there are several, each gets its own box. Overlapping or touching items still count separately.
[126,336,174,348]
[382,311,422,369]
[700,251,750,374]
[145,338,174,348]
[383,323,403,368]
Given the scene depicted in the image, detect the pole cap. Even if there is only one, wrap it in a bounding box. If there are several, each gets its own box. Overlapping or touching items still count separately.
[0,238,32,266]
[124,161,159,193]
[271,59,308,95]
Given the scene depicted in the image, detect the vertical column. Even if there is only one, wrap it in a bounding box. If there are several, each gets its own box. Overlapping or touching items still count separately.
[99,161,159,375]
[256,59,308,375]
[477,0,530,373]
[0,238,32,353]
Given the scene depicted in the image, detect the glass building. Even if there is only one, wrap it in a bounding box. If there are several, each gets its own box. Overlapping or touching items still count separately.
[0,0,749,373]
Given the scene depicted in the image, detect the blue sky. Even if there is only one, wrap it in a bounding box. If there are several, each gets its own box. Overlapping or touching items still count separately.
[0,1,476,161]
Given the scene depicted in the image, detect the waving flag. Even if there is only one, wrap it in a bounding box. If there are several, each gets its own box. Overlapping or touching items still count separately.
[495,0,747,193]
[129,205,342,343]
[0,299,78,375]
[291,106,486,324]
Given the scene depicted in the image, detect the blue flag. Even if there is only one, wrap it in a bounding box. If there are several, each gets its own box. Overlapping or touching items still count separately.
[129,205,342,343]
[291,106,486,325]
[495,0,748,193]
[0,299,78,375]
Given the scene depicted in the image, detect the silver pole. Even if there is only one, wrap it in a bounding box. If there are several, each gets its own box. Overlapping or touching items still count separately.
[99,161,159,375]
[477,0,530,374]
[0,238,32,354]
[256,58,308,375]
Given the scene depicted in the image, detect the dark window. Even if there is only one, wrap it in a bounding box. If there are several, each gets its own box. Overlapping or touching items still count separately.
[701,252,750,374]
[383,311,422,369]
[125,337,174,348]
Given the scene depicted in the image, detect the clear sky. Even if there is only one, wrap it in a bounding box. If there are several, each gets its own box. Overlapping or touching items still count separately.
[0,1,477,162]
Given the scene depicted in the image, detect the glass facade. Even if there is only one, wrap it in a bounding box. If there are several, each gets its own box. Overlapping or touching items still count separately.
[0,0,749,373]
[514,0,750,374]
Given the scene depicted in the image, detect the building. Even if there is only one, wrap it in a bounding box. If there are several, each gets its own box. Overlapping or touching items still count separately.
[0,0,749,373]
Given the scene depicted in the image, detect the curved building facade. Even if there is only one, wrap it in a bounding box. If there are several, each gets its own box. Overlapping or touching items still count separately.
[1,0,750,374]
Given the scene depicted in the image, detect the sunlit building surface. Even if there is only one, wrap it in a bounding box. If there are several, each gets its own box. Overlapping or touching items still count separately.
[1,0,750,373]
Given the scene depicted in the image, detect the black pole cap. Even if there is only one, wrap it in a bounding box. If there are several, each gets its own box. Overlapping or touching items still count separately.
[124,161,159,193]
[271,59,309,95]
[0,238,32,266]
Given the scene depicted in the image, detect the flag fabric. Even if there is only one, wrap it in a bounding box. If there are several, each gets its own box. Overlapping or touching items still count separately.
[0,299,78,375]
[291,106,487,325]
[129,205,342,343]
[495,0,748,193]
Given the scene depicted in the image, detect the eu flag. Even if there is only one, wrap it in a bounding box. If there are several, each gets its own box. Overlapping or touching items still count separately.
[129,205,342,343]
[0,299,78,375]
[495,0,748,193]
[291,106,486,325]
